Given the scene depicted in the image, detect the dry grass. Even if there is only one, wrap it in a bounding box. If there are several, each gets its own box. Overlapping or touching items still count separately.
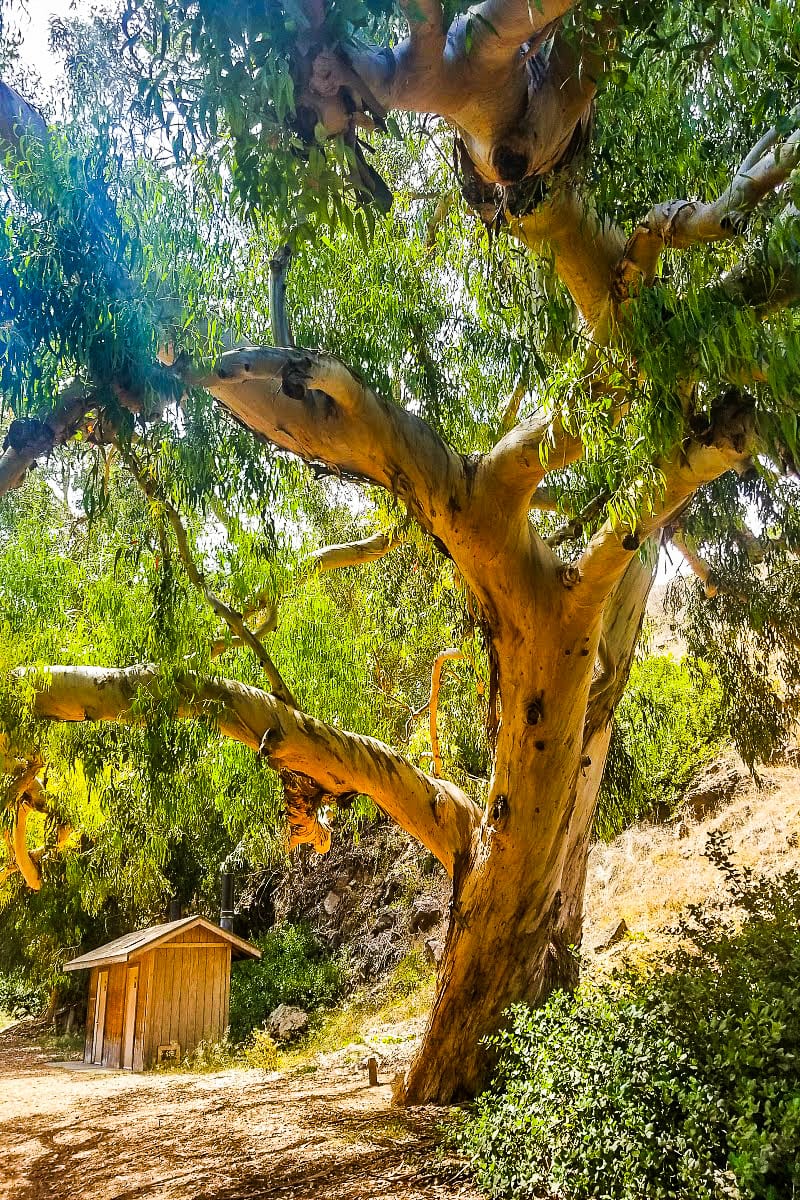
[276,974,436,1075]
[585,757,800,957]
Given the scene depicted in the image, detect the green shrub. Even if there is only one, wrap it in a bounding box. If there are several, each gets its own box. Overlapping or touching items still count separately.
[228,923,345,1042]
[0,969,46,1019]
[242,1028,279,1070]
[182,1038,240,1072]
[461,837,800,1200]
[599,656,727,838]
[388,948,431,997]
[152,1037,240,1073]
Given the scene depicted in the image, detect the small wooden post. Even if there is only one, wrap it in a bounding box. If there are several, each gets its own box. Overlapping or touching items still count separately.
[367,1056,379,1086]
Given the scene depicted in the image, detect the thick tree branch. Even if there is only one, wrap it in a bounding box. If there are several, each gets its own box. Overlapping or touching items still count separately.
[617,118,800,295]
[670,529,719,598]
[482,374,628,518]
[428,648,464,778]
[24,665,481,876]
[481,410,588,514]
[573,402,756,608]
[546,490,611,549]
[306,529,405,573]
[510,187,625,329]
[529,485,561,512]
[12,803,41,891]
[194,347,467,543]
[269,245,295,348]
[720,205,800,314]
[0,386,91,498]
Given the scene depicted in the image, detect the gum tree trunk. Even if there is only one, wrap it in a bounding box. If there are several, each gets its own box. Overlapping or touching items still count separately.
[399,557,654,1103]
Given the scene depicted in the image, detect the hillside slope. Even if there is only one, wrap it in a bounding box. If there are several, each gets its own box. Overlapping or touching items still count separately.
[584,751,800,957]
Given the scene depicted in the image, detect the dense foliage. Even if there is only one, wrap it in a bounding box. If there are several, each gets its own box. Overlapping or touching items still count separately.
[598,656,727,838]
[461,838,800,1200]
[228,923,346,1041]
[0,967,45,1020]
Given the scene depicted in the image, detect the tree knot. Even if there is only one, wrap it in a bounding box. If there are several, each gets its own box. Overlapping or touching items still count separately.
[281,358,312,401]
[490,793,508,825]
[525,693,544,726]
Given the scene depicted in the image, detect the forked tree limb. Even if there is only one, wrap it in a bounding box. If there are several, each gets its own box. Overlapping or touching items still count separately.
[481,413,587,513]
[573,403,756,608]
[616,119,800,295]
[196,347,467,543]
[481,380,628,518]
[23,665,482,876]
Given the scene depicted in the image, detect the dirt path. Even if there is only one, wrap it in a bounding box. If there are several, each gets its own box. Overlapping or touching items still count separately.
[0,1025,480,1200]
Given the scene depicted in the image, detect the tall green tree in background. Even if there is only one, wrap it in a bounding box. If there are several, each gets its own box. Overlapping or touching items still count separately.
[1,0,799,1101]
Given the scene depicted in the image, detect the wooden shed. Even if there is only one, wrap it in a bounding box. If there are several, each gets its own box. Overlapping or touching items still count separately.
[64,916,261,1071]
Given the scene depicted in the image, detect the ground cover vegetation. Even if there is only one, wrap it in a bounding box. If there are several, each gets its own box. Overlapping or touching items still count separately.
[0,0,798,1111]
[461,837,800,1200]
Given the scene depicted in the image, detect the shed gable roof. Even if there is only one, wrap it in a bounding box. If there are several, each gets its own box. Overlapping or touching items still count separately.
[64,915,261,971]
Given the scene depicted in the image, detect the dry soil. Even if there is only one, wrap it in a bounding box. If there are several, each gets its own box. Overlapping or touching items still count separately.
[0,1025,479,1200]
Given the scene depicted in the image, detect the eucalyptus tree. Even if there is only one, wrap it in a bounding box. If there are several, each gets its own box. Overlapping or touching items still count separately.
[1,0,799,1103]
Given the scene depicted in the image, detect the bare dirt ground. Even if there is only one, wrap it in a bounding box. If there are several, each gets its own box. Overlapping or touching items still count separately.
[4,757,797,1200]
[0,1024,480,1200]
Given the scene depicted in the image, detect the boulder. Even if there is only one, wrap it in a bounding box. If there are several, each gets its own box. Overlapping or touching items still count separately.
[424,937,445,965]
[409,897,442,934]
[267,1004,309,1042]
[322,890,341,916]
[681,758,745,820]
[593,917,629,954]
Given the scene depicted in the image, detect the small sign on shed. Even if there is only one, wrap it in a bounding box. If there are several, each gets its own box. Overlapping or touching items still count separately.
[64,915,261,1071]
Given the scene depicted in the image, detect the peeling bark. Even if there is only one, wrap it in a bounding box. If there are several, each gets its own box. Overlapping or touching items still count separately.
[12,804,42,891]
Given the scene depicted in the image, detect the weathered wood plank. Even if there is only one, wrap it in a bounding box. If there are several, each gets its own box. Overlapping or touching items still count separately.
[84,967,98,1062]
[148,945,166,1064]
[133,951,154,1070]
[188,946,200,1051]
[101,964,126,1067]
[222,946,231,1037]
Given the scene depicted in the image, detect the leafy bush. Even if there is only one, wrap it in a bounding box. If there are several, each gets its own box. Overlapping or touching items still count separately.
[152,1037,240,1073]
[598,656,727,838]
[228,923,345,1042]
[388,948,432,997]
[461,837,800,1200]
[242,1028,279,1070]
[0,969,46,1020]
[182,1038,240,1072]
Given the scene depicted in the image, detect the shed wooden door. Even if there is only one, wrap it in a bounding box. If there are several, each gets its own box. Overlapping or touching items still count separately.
[121,965,139,1069]
[91,969,109,1063]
